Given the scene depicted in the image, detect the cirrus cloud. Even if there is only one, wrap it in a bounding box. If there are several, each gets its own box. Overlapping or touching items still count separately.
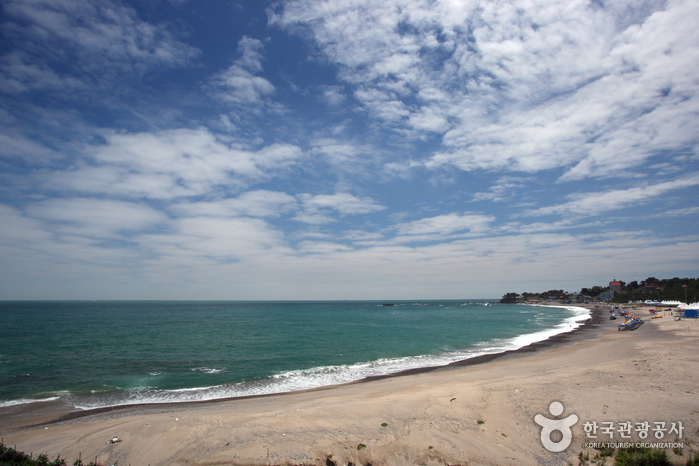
[1,0,200,93]
[274,0,699,180]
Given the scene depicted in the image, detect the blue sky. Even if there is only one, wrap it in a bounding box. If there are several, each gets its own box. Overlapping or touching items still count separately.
[1,0,698,300]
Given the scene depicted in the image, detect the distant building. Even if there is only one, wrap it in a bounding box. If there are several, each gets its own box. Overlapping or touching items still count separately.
[609,280,624,298]
[609,280,623,293]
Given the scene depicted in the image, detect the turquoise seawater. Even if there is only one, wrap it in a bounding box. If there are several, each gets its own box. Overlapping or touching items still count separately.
[0,301,588,410]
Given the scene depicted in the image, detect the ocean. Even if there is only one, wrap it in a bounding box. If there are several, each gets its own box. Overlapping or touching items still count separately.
[0,300,588,411]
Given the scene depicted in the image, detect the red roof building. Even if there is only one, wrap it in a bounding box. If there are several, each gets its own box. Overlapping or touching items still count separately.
[609,280,624,297]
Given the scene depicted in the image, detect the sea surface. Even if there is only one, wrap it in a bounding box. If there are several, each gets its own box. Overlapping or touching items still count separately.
[0,300,588,411]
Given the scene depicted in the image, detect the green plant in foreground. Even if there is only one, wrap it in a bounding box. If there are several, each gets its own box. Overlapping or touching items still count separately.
[579,451,590,464]
[614,446,672,466]
[357,443,366,451]
[594,444,616,457]
[0,442,99,466]
[477,420,485,425]
[686,452,699,466]
[381,423,388,427]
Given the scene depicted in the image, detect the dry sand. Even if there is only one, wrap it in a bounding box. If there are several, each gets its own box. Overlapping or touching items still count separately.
[1,306,698,466]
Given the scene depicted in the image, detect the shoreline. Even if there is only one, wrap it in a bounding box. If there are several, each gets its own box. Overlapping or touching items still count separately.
[3,304,697,465]
[1,303,600,430]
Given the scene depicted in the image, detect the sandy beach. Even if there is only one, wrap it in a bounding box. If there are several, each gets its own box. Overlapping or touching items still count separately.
[1,305,697,466]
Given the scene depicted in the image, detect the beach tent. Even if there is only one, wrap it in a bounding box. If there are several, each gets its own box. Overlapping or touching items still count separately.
[662,300,684,307]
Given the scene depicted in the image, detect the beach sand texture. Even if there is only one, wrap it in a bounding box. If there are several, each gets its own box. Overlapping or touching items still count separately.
[1,307,697,466]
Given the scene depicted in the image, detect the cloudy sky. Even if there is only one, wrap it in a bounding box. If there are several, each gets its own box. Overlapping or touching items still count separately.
[1,0,698,300]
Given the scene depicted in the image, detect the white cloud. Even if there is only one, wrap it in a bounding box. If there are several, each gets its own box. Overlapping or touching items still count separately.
[209,36,275,107]
[342,230,385,241]
[292,211,336,225]
[353,87,410,124]
[26,198,168,239]
[0,131,60,162]
[275,0,699,180]
[170,190,298,218]
[167,190,386,226]
[147,216,290,260]
[650,206,699,218]
[0,203,54,246]
[472,176,529,202]
[296,240,354,254]
[300,192,386,215]
[320,85,346,106]
[294,192,386,224]
[1,0,698,300]
[0,196,294,291]
[9,0,198,65]
[3,196,699,299]
[2,0,199,90]
[310,139,380,176]
[382,159,423,180]
[312,140,358,165]
[0,52,85,94]
[395,212,494,236]
[0,202,153,297]
[45,128,304,199]
[500,219,603,234]
[526,172,699,217]
[407,108,450,133]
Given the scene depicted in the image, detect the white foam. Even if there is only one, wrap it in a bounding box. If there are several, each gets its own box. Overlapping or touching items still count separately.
[0,396,60,408]
[70,305,590,410]
[190,367,224,374]
[502,304,588,342]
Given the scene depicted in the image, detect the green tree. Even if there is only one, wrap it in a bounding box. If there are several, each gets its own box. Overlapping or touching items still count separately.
[499,292,520,303]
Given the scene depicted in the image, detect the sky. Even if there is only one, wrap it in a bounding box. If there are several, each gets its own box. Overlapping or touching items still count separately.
[0,0,698,300]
